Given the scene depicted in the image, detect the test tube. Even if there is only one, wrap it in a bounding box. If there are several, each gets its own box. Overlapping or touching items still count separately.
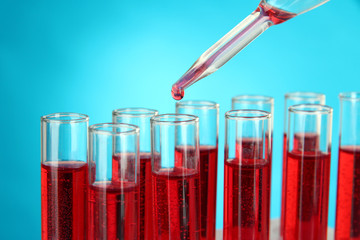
[112,108,158,240]
[41,112,89,240]
[88,123,140,240]
[151,114,200,240]
[335,92,360,239]
[223,110,272,240]
[176,101,219,240]
[282,104,332,240]
[280,92,325,237]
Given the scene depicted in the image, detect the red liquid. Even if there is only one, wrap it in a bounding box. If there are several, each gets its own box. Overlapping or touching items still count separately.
[335,146,360,240]
[175,146,218,240]
[281,133,322,238]
[140,154,153,240]
[41,161,88,240]
[224,139,271,240]
[152,167,200,240]
[88,182,140,240]
[112,154,137,183]
[280,133,287,238]
[171,85,184,100]
[282,136,331,240]
[293,133,320,152]
[112,153,151,239]
[258,2,297,25]
[235,138,264,160]
[199,146,218,240]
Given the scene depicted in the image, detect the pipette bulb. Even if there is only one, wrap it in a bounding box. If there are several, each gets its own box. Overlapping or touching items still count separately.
[171,85,184,100]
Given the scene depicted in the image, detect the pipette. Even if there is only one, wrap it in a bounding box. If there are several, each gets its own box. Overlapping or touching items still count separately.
[171,0,329,100]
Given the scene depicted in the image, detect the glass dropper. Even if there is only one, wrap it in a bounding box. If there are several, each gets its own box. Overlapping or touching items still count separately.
[171,0,329,100]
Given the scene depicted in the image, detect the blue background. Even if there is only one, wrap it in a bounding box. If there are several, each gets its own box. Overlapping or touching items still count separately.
[1,0,360,238]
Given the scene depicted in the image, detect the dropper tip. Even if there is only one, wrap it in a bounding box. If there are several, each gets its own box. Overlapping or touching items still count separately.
[171,85,184,100]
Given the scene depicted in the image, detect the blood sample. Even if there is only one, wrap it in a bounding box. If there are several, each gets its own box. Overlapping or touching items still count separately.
[41,112,89,240]
[113,108,158,240]
[176,101,219,240]
[280,92,325,237]
[151,114,201,240]
[88,123,140,240]
[282,104,332,240]
[223,110,272,240]
[335,92,360,239]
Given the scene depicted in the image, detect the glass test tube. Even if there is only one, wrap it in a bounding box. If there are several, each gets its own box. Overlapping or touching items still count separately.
[280,92,325,237]
[151,114,200,240]
[335,92,360,239]
[112,108,158,240]
[41,113,89,240]
[176,101,219,240]
[282,104,332,240]
[223,110,272,240]
[88,123,140,240]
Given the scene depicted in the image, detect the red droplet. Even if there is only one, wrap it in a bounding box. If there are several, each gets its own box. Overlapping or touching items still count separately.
[171,86,184,100]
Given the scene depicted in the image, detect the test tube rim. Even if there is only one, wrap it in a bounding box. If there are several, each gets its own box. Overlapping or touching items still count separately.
[339,92,360,101]
[289,104,333,115]
[89,122,139,136]
[41,112,89,123]
[285,92,325,102]
[151,113,199,126]
[176,100,219,110]
[225,109,271,120]
[231,95,274,105]
[112,107,159,118]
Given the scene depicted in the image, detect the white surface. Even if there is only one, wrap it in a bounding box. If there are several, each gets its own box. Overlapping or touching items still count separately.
[216,219,334,240]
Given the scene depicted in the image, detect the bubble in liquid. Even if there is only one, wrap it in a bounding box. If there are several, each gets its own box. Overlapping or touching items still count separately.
[171,86,184,100]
